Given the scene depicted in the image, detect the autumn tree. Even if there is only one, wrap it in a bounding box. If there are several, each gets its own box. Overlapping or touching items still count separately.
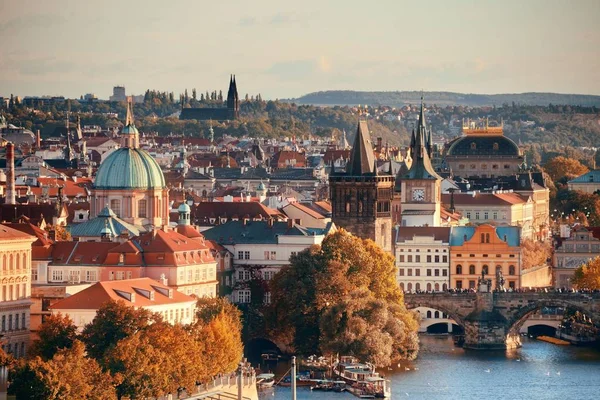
[29,313,78,360]
[571,257,600,289]
[9,341,115,400]
[543,156,589,183]
[521,239,553,270]
[268,229,419,362]
[81,300,157,362]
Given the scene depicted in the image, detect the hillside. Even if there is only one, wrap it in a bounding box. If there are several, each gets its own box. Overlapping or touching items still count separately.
[287,91,600,107]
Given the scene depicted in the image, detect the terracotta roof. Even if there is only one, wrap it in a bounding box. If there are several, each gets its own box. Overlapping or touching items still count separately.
[270,150,306,168]
[192,202,283,223]
[0,223,37,241]
[441,192,527,206]
[133,229,214,267]
[283,202,326,220]
[51,241,120,265]
[50,278,195,310]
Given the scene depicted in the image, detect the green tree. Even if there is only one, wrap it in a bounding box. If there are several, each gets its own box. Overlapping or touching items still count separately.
[29,313,78,360]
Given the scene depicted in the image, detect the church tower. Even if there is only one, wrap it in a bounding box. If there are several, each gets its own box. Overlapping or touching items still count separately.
[226,75,240,119]
[400,97,442,227]
[329,118,394,252]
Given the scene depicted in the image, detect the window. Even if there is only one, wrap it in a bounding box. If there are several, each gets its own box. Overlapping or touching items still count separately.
[442,269,448,276]
[110,199,121,217]
[238,251,243,260]
[85,270,97,282]
[408,255,413,263]
[484,212,488,220]
[482,265,489,275]
[427,283,432,291]
[264,292,272,304]
[456,265,462,274]
[415,269,420,276]
[407,269,412,276]
[475,212,480,220]
[470,142,477,150]
[399,268,405,276]
[291,251,297,257]
[496,265,502,275]
[466,212,471,219]
[8,315,12,331]
[434,269,440,276]
[51,270,63,282]
[31,268,38,282]
[202,268,207,280]
[415,255,421,263]
[116,271,125,280]
[469,280,476,289]
[427,255,431,263]
[238,270,244,281]
[188,270,193,282]
[434,255,440,263]
[493,212,498,219]
[399,255,405,263]
[15,315,19,330]
[118,253,125,265]
[195,269,200,281]
[238,290,251,303]
[509,265,516,275]
[138,200,147,218]
[456,280,463,289]
[469,265,475,274]
[427,269,432,276]
[442,255,448,263]
[244,251,250,260]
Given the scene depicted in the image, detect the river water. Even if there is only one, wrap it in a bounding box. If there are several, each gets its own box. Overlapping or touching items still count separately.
[258,335,600,400]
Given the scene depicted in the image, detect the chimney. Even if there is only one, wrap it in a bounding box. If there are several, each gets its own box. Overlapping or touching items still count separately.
[36,130,41,149]
[6,142,16,205]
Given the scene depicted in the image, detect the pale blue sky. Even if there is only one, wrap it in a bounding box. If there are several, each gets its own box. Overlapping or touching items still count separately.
[1,0,599,99]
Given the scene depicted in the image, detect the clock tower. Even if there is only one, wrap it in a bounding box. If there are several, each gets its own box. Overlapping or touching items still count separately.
[330,118,394,252]
[400,97,442,227]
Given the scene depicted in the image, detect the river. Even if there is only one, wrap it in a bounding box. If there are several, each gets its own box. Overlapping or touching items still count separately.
[257,335,600,400]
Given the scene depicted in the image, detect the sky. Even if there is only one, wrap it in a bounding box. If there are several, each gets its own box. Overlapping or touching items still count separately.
[1,0,599,100]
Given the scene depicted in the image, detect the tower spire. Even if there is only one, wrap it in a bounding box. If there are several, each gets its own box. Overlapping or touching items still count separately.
[347,118,376,175]
[125,97,134,127]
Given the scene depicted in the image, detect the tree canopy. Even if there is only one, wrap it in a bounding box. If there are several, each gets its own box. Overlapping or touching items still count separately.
[29,313,78,361]
[268,229,419,364]
[572,257,600,290]
[521,239,553,270]
[544,156,589,183]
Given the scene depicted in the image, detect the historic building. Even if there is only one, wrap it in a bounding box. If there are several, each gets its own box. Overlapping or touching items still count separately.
[0,224,36,358]
[202,219,334,304]
[399,99,443,227]
[91,100,169,229]
[395,227,451,293]
[444,120,524,178]
[179,75,240,121]
[329,119,394,252]
[50,278,197,329]
[567,170,600,194]
[449,225,521,290]
[553,226,600,289]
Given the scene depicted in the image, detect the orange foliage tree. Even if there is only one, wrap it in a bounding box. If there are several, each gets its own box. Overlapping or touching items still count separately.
[571,257,600,289]
[543,156,589,183]
[521,239,553,270]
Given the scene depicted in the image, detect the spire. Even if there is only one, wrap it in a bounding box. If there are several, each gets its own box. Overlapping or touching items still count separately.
[346,118,376,175]
[125,97,134,127]
[405,95,441,181]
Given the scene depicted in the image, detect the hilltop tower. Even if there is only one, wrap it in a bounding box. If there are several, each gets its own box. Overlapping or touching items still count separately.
[226,75,240,120]
[329,118,394,252]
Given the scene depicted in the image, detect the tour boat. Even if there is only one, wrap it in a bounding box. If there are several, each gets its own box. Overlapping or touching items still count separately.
[256,373,275,388]
[310,379,347,392]
[333,356,391,398]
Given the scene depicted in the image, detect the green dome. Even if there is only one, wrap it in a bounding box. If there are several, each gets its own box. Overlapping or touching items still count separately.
[122,124,139,135]
[95,148,165,189]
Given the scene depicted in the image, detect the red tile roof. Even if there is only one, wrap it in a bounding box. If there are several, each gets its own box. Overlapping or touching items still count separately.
[441,192,527,206]
[0,224,37,241]
[50,278,195,310]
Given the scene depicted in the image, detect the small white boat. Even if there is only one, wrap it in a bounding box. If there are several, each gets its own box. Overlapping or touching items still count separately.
[257,373,275,388]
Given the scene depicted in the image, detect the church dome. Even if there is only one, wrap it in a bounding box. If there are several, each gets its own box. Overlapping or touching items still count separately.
[94,148,165,189]
[178,203,191,213]
[121,124,139,135]
[446,135,520,157]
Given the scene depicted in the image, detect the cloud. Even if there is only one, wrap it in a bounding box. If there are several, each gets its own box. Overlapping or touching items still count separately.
[238,16,257,27]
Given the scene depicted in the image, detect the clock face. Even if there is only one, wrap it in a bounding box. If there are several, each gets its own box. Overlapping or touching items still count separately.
[412,189,425,201]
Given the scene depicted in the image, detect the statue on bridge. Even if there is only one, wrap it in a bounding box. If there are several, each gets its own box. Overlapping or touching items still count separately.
[478,269,493,293]
[496,270,505,291]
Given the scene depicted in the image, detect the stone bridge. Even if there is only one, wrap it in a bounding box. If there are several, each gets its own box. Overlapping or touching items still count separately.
[404,292,600,350]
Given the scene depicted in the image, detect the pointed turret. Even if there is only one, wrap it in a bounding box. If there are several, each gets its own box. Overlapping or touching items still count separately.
[121,97,139,148]
[346,119,376,175]
[405,96,441,180]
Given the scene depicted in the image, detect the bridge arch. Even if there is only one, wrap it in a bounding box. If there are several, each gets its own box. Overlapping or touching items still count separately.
[404,295,472,330]
[505,298,599,338]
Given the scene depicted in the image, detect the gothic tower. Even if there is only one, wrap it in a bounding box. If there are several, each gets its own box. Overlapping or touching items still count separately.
[226,74,240,119]
[329,118,394,252]
[399,97,442,227]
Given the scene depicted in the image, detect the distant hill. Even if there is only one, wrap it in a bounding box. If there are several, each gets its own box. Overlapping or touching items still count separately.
[285,91,600,107]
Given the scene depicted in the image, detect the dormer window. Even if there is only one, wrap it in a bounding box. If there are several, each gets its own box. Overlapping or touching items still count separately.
[119,253,125,265]
[470,142,476,150]
[493,143,499,151]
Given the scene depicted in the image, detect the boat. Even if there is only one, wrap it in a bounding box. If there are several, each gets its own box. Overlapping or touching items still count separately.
[333,356,391,398]
[278,372,316,387]
[310,379,347,392]
[261,351,280,362]
[256,373,275,388]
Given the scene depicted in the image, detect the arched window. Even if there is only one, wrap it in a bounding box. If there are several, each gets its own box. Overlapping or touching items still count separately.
[496,265,502,275]
[415,283,421,291]
[9,254,13,272]
[400,283,405,291]
[456,264,462,274]
[482,265,489,275]
[2,254,6,271]
[481,233,485,243]
[434,311,440,318]
[16,254,20,270]
[469,265,475,275]
[22,254,27,270]
[486,233,490,243]
[509,265,516,275]
[443,283,448,291]
[407,283,413,292]
[426,310,432,319]
[427,283,432,291]
[434,283,440,291]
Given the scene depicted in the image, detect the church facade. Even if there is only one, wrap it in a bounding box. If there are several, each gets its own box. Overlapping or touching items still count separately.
[179,75,240,121]
[329,119,394,252]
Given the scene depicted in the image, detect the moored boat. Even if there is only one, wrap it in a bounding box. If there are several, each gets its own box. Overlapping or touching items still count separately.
[256,373,275,388]
[333,356,391,398]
